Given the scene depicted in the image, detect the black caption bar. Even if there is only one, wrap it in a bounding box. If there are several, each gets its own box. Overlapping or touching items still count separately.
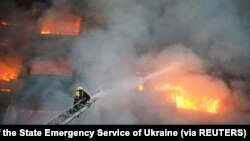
[0,125,249,139]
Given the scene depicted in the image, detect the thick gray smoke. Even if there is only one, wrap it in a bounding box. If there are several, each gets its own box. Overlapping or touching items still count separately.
[69,0,250,124]
[2,0,250,124]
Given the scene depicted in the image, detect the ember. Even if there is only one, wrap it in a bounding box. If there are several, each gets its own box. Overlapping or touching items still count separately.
[40,13,81,35]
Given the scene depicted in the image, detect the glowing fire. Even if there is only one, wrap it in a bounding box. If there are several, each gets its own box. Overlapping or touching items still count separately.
[156,84,220,113]
[40,15,81,35]
[138,84,144,92]
[41,30,50,35]
[0,72,17,81]
[0,58,21,81]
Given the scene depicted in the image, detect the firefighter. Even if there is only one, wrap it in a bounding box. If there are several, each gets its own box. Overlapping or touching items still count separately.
[74,86,91,105]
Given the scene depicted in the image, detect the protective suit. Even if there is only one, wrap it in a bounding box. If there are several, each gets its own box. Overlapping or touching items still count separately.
[74,86,91,105]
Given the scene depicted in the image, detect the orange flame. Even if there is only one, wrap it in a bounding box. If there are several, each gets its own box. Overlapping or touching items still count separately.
[0,58,21,81]
[41,29,51,35]
[156,84,220,113]
[40,16,81,35]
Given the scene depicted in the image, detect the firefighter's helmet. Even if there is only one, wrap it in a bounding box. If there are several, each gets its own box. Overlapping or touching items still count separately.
[75,86,83,97]
[76,86,83,91]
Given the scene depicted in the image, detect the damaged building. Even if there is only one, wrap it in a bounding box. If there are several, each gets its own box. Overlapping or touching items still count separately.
[0,0,100,124]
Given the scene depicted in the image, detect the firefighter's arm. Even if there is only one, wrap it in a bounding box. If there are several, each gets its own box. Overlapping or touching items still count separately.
[86,93,91,100]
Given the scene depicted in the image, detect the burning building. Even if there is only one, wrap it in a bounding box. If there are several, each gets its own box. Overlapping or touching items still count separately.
[1,0,250,125]
[0,0,92,124]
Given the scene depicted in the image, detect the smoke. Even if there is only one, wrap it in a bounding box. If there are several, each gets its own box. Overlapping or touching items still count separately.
[1,0,250,124]
[69,0,250,124]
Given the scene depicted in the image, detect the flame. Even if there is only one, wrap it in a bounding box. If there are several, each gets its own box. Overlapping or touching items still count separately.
[41,30,51,35]
[40,15,81,35]
[138,84,144,92]
[156,84,220,113]
[0,58,21,81]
